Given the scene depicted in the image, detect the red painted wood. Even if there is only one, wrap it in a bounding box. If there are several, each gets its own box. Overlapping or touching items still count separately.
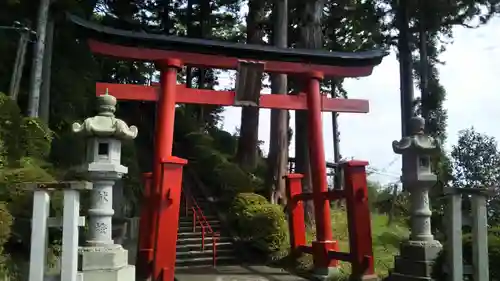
[153,157,187,281]
[149,60,183,281]
[312,240,339,268]
[88,39,375,77]
[285,174,307,251]
[137,173,153,278]
[304,72,336,271]
[95,82,370,113]
[342,161,376,278]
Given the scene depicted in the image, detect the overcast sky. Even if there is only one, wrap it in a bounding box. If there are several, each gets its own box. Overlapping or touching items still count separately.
[218,17,500,185]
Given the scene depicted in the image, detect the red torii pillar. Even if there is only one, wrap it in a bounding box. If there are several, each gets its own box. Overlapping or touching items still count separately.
[137,58,187,281]
[304,72,337,275]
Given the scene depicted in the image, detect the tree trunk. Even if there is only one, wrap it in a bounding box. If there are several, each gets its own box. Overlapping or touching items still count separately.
[418,5,429,126]
[296,0,325,225]
[39,17,54,123]
[162,0,171,34]
[236,0,265,171]
[186,0,193,89]
[9,26,30,101]
[267,0,288,205]
[396,0,414,137]
[197,0,211,126]
[28,0,51,117]
[331,82,342,190]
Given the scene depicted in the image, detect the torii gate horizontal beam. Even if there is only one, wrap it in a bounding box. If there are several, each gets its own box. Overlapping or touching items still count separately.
[68,14,387,78]
[88,40,375,78]
[96,82,370,113]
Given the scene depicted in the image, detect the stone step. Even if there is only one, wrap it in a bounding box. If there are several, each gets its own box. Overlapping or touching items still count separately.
[176,248,234,259]
[180,212,216,218]
[177,231,226,239]
[177,237,233,246]
[176,241,233,252]
[180,209,216,216]
[175,254,238,267]
[178,226,221,234]
[178,220,221,227]
[389,273,434,281]
[177,234,233,244]
[178,217,219,225]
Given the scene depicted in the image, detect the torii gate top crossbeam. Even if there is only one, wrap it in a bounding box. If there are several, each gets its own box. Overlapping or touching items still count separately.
[68,14,387,77]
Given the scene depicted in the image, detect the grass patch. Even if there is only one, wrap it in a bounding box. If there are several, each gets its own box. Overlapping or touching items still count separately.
[298,207,408,279]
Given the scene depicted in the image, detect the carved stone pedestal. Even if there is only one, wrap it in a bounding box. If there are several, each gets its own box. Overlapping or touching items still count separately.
[389,240,442,281]
[79,245,135,281]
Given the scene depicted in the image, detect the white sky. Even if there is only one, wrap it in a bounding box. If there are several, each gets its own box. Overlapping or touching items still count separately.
[218,17,500,185]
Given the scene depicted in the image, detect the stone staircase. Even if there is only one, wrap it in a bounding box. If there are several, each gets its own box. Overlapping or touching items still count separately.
[175,189,238,268]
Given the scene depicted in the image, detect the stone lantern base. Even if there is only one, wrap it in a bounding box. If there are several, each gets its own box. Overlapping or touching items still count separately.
[78,244,135,281]
[388,240,442,281]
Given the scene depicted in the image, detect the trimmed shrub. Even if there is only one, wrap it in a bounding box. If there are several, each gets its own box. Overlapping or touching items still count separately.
[230,192,268,215]
[229,193,289,258]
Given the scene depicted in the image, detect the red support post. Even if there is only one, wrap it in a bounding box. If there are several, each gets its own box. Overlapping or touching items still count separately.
[137,172,153,278]
[342,161,376,279]
[285,174,307,251]
[140,58,183,281]
[153,157,187,281]
[304,72,337,272]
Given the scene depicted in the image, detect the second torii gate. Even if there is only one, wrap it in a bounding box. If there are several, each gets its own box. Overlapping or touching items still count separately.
[70,13,387,281]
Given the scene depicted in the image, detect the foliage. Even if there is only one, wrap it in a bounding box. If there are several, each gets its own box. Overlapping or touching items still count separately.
[0,203,13,247]
[451,127,500,224]
[20,117,53,160]
[120,140,142,216]
[0,202,15,280]
[174,109,265,198]
[228,193,289,258]
[0,93,23,164]
[0,93,55,276]
[432,229,500,281]
[287,208,408,278]
[451,128,500,189]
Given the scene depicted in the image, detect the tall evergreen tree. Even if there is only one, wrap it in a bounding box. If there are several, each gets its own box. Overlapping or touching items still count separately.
[236,0,267,172]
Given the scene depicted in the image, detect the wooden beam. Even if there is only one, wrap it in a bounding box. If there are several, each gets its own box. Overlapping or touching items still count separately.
[89,40,376,78]
[96,82,369,113]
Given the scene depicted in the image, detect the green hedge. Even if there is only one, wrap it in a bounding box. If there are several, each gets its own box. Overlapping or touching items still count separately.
[228,193,289,258]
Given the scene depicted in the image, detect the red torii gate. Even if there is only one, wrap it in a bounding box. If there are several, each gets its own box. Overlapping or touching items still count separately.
[70,14,386,281]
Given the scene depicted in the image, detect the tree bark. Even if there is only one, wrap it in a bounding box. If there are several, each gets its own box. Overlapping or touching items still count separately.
[296,0,325,224]
[396,0,414,137]
[186,0,193,89]
[267,0,288,205]
[39,17,54,123]
[28,0,51,117]
[418,3,429,126]
[9,26,30,101]
[331,82,342,190]
[236,0,265,171]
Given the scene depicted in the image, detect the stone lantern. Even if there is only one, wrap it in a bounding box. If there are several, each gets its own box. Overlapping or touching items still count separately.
[392,116,440,242]
[72,92,138,281]
[389,116,442,281]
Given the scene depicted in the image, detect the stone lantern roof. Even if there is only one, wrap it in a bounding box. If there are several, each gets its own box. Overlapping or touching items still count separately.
[72,91,138,140]
[392,116,440,155]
